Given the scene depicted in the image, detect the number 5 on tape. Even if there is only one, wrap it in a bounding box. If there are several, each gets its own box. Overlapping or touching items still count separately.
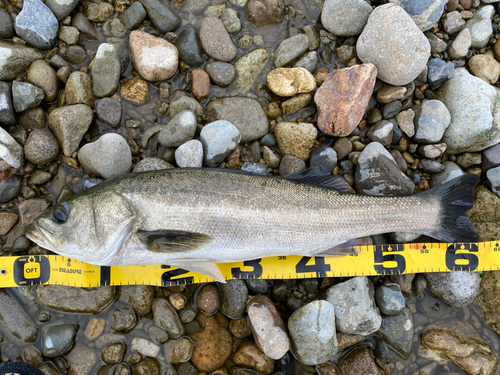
[373,245,406,275]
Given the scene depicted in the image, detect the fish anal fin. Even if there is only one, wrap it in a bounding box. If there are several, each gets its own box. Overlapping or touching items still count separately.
[285,167,355,193]
[314,238,363,257]
[167,260,226,283]
[138,230,211,253]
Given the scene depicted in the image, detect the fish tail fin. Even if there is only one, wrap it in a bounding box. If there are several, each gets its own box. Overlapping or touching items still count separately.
[419,174,479,242]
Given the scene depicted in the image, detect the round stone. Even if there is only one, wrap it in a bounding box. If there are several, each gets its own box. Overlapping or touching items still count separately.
[175,139,203,168]
[24,129,60,165]
[267,67,316,97]
[274,122,317,161]
[321,0,372,37]
[200,120,241,167]
[205,61,236,87]
[199,17,237,62]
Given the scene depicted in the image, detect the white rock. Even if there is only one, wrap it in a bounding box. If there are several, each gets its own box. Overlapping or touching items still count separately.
[175,139,203,168]
[131,338,160,357]
[0,127,23,170]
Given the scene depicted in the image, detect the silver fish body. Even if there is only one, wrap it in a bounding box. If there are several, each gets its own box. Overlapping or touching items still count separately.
[26,168,478,282]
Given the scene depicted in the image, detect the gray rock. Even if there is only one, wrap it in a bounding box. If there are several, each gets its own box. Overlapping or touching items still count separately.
[376,307,414,358]
[355,142,415,196]
[0,289,38,344]
[42,323,77,357]
[0,127,24,169]
[36,285,116,313]
[413,100,451,143]
[158,110,197,148]
[118,1,147,30]
[176,26,204,68]
[168,96,203,119]
[49,104,93,157]
[321,0,372,36]
[442,10,465,34]
[138,0,180,33]
[200,120,241,167]
[465,5,494,49]
[174,140,203,168]
[92,43,121,98]
[482,144,500,171]
[418,159,445,173]
[0,175,21,203]
[367,120,394,146]
[389,0,445,31]
[375,283,405,316]
[292,51,318,73]
[429,161,464,187]
[222,8,241,34]
[274,34,309,67]
[45,0,78,20]
[206,97,269,143]
[487,165,500,197]
[261,134,277,147]
[24,129,60,165]
[357,3,431,86]
[119,286,155,317]
[427,58,454,89]
[14,0,58,50]
[425,31,447,53]
[245,279,269,294]
[220,280,248,319]
[234,48,270,92]
[435,68,500,154]
[241,162,268,175]
[96,98,122,128]
[153,298,185,339]
[78,134,132,179]
[0,82,15,126]
[0,10,14,39]
[12,81,44,113]
[288,300,338,365]
[325,276,381,335]
[425,272,480,306]
[205,61,236,87]
[279,155,306,175]
[0,41,46,82]
[447,28,471,60]
[199,17,237,62]
[310,145,337,172]
[455,152,481,169]
[133,158,173,172]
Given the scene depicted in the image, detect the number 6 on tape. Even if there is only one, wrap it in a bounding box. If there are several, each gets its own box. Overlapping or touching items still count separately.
[373,245,406,275]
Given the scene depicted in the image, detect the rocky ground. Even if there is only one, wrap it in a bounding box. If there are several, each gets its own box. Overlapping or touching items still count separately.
[2,0,500,373]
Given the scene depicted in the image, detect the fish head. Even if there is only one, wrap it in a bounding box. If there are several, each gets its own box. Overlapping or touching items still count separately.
[26,190,138,265]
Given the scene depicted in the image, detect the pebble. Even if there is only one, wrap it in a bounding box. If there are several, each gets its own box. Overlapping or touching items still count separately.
[222,8,241,34]
[67,343,98,375]
[267,67,316,97]
[0,289,38,344]
[427,58,455,89]
[200,120,241,167]
[200,17,237,62]
[436,68,500,154]
[195,284,221,314]
[158,110,197,148]
[0,82,15,126]
[65,71,94,108]
[321,0,372,36]
[465,5,494,49]
[482,144,500,171]
[14,0,58,50]
[468,54,500,85]
[355,141,415,195]
[84,318,105,341]
[338,347,382,374]
[478,271,500,337]
[429,161,464,187]
[381,99,402,119]
[138,0,180,33]
[419,159,445,173]
[487,166,500,197]
[377,85,406,104]
[42,323,77,357]
[274,34,309,67]
[133,158,173,172]
[396,109,415,138]
[309,145,337,173]
[118,1,146,30]
[18,107,46,130]
[0,128,24,169]
[58,26,79,44]
[376,307,414,358]
[11,81,44,113]
[275,122,317,161]
[242,161,268,175]
[175,139,203,168]
[85,2,113,22]
[131,337,160,358]
[425,272,481,306]
[18,198,51,225]
[263,146,280,168]
[413,100,451,144]
[418,143,447,159]
[448,28,472,59]
[45,0,78,20]
[26,60,59,102]
[153,298,185,339]
[367,120,394,146]
[442,10,466,34]
[219,279,248,319]
[0,41,45,82]
[164,336,195,364]
[234,48,270,92]
[191,69,210,100]
[169,96,203,118]
[0,175,21,203]
[119,286,155,317]
[49,104,93,157]
[246,279,269,294]
[233,341,274,373]
[129,30,178,82]
[456,152,481,169]
[58,44,87,64]
[120,75,149,104]
[0,10,14,39]
[375,283,405,316]
[96,98,122,128]
[206,97,268,143]
[292,51,318,73]
[357,3,431,85]
[205,61,236,87]
[91,43,121,98]
[426,31,448,54]
[176,26,204,68]
[108,306,137,332]
[390,0,445,31]
[246,0,284,27]
[315,63,377,136]
[101,342,126,364]
[29,170,52,185]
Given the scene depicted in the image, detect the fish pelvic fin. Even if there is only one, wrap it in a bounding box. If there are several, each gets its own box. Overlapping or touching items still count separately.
[137,230,212,253]
[285,167,355,193]
[313,238,363,257]
[166,260,226,283]
[418,174,479,242]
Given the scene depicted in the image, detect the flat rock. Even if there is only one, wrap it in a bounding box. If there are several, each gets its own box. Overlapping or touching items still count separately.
[0,289,38,344]
[96,98,122,128]
[14,0,58,50]
[389,0,446,31]
[246,0,284,27]
[376,307,414,358]
[321,0,372,36]
[11,81,44,112]
[274,34,309,67]
[429,161,464,187]
[138,0,180,33]
[0,212,18,235]
[315,63,377,137]
[357,3,431,86]
[0,82,15,126]
[200,120,241,167]
[0,175,21,204]
[274,121,317,161]
[129,30,178,82]
[133,158,173,172]
[199,17,237,62]
[234,48,270,92]
[0,41,45,82]
[267,67,316,97]
[91,43,121,98]
[36,285,116,313]
[478,271,500,336]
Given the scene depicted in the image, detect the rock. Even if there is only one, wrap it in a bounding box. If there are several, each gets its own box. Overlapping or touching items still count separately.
[85,2,113,22]
[482,144,500,171]
[58,26,79,44]
[18,198,51,225]
[465,5,494,49]
[108,306,137,332]
[138,0,180,33]
[419,159,445,173]
[120,75,148,104]
[11,81,44,112]
[130,337,160,358]
[158,110,197,148]
[206,97,268,143]
[65,71,94,107]
[376,85,406,104]
[274,34,309,67]
[0,128,23,169]
[153,298,184,338]
[0,175,21,204]
[163,336,195,364]
[175,140,203,168]
[413,100,451,143]
[18,107,46,130]
[0,289,38,344]
[91,43,121,98]
[24,129,60,165]
[267,67,316,97]
[195,284,220,314]
[219,279,248,319]
[49,104,93,157]
[430,161,464,187]
[0,10,14,39]
[200,120,241,167]
[367,120,393,146]
[292,51,318,73]
[101,342,126,364]
[274,122,317,161]
[396,109,415,138]
[66,343,98,375]
[84,318,105,341]
[205,61,236,87]
[468,185,500,241]
[448,28,472,60]
[478,271,500,337]
[14,0,58,50]
[381,100,402,119]
[388,0,445,31]
[468,53,500,85]
[321,0,372,36]
[36,285,116,314]
[376,307,414,358]
[168,96,203,118]
[310,145,337,172]
[325,276,382,335]
[96,98,122,128]
[246,0,284,27]
[58,44,87,65]
[357,3,431,86]
[456,152,481,169]
[133,358,160,374]
[426,31,448,53]
[435,68,500,154]
[176,26,204,68]
[281,93,313,115]
[78,134,132,179]
[233,341,274,372]
[46,0,78,20]
[234,48,270,92]
[42,323,77,357]
[0,41,45,82]
[26,60,59,102]
[427,58,455,89]
[129,30,178,82]
[419,143,447,159]
[133,158,173,172]
[338,347,384,374]
[425,272,480,306]
[119,286,155,317]
[191,69,210,100]
[241,161,268,175]
[442,10,465,34]
[222,8,241,34]
[375,283,405,316]
[118,1,146,30]
[315,64,377,136]
[200,17,237,62]
[0,82,15,126]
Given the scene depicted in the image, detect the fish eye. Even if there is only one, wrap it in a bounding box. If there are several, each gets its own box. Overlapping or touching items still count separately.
[52,204,69,224]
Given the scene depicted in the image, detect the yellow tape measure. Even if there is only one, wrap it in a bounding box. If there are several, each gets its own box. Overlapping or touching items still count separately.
[0,241,498,287]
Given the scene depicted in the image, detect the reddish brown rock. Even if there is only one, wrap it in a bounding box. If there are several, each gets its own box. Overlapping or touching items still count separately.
[233,341,275,373]
[338,347,384,374]
[0,212,18,235]
[314,63,377,137]
[18,107,46,129]
[191,70,210,101]
[246,0,284,28]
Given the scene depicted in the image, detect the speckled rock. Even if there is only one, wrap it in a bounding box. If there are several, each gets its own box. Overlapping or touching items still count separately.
[246,0,284,27]
[14,0,58,50]
[220,279,248,319]
[24,129,60,165]
[234,48,270,92]
[200,120,241,167]
[11,81,44,113]
[321,0,372,36]
[91,43,121,98]
[175,139,203,168]
[27,60,59,102]
[200,17,237,62]
[267,67,316,96]
[465,5,494,49]
[0,41,45,82]
[120,76,148,104]
[425,272,480,306]
[275,122,317,161]
[205,61,236,87]
[64,71,95,107]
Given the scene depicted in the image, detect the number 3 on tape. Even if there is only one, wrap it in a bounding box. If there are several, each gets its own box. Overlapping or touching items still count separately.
[373,245,406,275]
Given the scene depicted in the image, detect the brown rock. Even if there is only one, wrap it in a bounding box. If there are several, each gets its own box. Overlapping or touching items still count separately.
[468,54,500,84]
[338,347,383,375]
[233,341,275,373]
[494,39,500,62]
[199,17,237,62]
[26,60,59,102]
[246,0,284,28]
[195,284,221,314]
[478,271,500,336]
[468,185,500,242]
[314,63,377,137]
[267,67,316,97]
[67,343,98,375]
[189,313,232,372]
[84,318,106,341]
[86,2,114,22]
[120,75,148,104]
[460,0,471,8]
[281,93,313,115]
[18,107,46,129]
[0,212,18,235]
[129,30,178,82]
[376,84,407,104]
[164,336,195,364]
[18,198,51,225]
[333,137,353,160]
[274,121,317,161]
[229,316,252,338]
[337,332,365,351]
[314,68,329,86]
[24,129,60,165]
[265,102,282,120]
[101,342,126,365]
[191,69,210,100]
[65,71,95,108]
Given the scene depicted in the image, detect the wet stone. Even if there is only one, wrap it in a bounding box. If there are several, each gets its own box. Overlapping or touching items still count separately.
[375,283,405,316]
[101,342,126,365]
[118,1,146,30]
[246,0,284,27]
[14,0,58,50]
[229,317,252,338]
[191,69,210,100]
[234,48,270,92]
[11,81,44,113]
[176,26,204,68]
[58,26,79,44]
[427,58,455,89]
[131,337,160,357]
[86,2,113,22]
[245,279,269,294]
[84,318,106,341]
[58,44,87,65]
[118,285,155,317]
[158,110,196,148]
[220,279,248,319]
[233,341,275,373]
[222,8,241,34]
[164,336,195,364]
[205,61,236,87]
[338,347,383,374]
[66,342,98,375]
[292,51,318,73]
[120,76,149,104]
[200,17,237,62]
[274,34,309,67]
[425,272,480,306]
[200,120,241,167]
[153,298,185,339]
[0,289,38,344]
[108,306,137,332]
[24,129,60,165]
[42,323,77,357]
[92,43,121,98]
[0,175,21,203]
[195,284,221,314]
[46,0,78,20]
[267,67,316,97]
[0,82,15,126]
[138,0,180,33]
[96,98,122,128]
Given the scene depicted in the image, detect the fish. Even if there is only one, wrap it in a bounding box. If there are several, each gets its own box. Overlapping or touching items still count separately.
[25,167,479,283]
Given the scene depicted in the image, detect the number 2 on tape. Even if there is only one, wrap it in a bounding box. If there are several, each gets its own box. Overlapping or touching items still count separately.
[373,245,406,275]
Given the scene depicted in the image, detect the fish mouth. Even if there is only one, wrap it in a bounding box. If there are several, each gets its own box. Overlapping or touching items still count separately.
[25,222,59,252]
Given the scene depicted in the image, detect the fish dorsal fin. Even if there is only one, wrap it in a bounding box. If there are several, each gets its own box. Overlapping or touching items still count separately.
[138,230,211,253]
[166,260,226,283]
[285,167,355,193]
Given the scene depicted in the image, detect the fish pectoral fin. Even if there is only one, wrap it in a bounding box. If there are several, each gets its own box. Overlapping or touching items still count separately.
[167,260,226,283]
[314,238,363,257]
[138,230,211,253]
[285,167,355,193]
